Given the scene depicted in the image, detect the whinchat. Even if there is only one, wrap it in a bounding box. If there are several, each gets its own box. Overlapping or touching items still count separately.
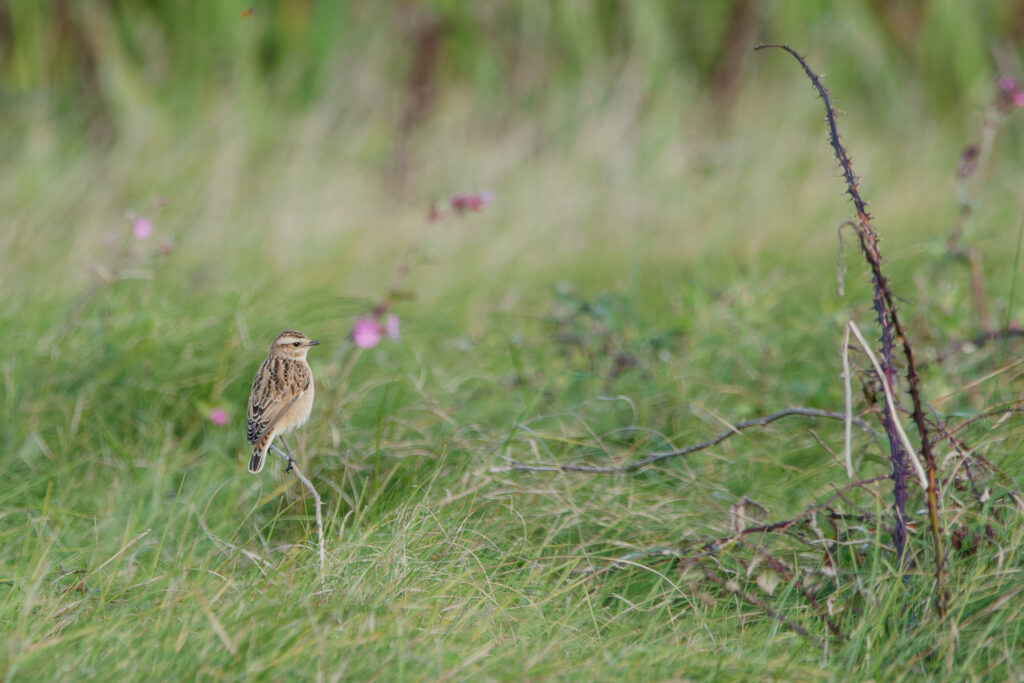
[246,329,320,473]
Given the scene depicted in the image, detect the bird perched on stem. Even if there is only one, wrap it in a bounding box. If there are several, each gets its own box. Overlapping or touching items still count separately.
[246,329,320,473]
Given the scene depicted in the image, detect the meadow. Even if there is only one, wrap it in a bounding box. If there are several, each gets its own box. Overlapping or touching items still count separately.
[2,3,1024,680]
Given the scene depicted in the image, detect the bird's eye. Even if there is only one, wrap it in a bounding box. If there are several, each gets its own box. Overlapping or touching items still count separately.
[292,341,300,347]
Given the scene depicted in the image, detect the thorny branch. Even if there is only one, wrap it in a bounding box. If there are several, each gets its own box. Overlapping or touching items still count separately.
[754,42,910,562]
[492,407,877,475]
[755,43,948,614]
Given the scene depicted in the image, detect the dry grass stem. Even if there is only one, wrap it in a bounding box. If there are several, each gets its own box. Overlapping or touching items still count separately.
[270,444,327,582]
[846,321,928,489]
[841,324,855,479]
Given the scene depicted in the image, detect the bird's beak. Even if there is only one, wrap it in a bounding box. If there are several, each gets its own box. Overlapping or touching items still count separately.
[308,340,321,346]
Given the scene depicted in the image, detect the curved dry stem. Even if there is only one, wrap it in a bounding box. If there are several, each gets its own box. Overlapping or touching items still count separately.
[494,407,877,474]
[270,444,326,583]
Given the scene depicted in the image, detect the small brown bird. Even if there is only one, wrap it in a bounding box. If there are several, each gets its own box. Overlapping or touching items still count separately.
[246,329,320,473]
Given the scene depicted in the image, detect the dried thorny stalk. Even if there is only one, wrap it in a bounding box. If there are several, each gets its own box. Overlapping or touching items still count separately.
[755,43,948,613]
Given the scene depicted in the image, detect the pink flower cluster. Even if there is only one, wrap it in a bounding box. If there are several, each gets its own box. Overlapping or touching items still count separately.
[428,190,494,222]
[998,76,1024,109]
[450,191,494,214]
[352,314,401,348]
[130,204,173,254]
[209,408,229,426]
[132,217,153,240]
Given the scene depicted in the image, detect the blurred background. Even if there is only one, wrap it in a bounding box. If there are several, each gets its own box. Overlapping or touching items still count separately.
[3,1,1024,301]
[3,1,1024,429]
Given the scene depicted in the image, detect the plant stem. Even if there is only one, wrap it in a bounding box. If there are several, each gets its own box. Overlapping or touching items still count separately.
[270,443,326,583]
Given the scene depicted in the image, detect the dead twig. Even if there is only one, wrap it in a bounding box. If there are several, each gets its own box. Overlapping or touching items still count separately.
[949,400,1024,436]
[702,475,889,551]
[576,475,890,642]
[581,477,888,569]
[692,559,822,646]
[493,407,877,474]
[269,444,326,583]
[927,328,1024,367]
[736,545,844,639]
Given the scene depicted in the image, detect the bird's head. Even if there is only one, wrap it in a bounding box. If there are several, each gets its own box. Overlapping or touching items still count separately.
[270,329,321,359]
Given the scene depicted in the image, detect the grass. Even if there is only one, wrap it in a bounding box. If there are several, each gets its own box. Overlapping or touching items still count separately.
[3,36,1024,681]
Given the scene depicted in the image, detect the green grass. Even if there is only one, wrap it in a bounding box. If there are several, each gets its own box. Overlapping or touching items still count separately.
[4,18,1024,680]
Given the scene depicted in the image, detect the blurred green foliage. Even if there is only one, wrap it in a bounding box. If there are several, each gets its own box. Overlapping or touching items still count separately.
[3,0,1024,144]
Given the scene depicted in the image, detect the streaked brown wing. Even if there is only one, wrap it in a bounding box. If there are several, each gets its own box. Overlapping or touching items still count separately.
[248,394,300,445]
[246,357,310,444]
[247,356,279,444]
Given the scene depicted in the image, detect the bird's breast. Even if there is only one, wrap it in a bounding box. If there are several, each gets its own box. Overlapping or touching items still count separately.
[285,375,314,432]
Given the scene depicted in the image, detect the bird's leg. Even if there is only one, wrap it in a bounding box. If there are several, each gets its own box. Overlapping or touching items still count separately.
[279,435,296,470]
[269,440,297,473]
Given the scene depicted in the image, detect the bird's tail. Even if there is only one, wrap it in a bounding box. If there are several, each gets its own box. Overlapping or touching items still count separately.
[248,450,265,473]
[249,434,272,473]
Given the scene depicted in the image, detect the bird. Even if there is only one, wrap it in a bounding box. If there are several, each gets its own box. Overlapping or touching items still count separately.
[246,329,320,474]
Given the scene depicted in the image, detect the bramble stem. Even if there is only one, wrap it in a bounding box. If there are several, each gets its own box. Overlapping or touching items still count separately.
[756,42,947,614]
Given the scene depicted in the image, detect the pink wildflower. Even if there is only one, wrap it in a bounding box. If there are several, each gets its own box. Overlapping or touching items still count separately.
[210,409,229,426]
[352,317,384,348]
[352,314,401,348]
[997,76,1024,109]
[132,217,153,240]
[450,191,494,214]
